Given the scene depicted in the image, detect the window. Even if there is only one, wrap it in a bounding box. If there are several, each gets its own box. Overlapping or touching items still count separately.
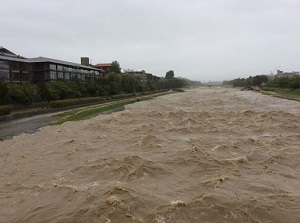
[50,64,56,70]
[11,71,20,81]
[57,72,63,79]
[0,61,9,70]
[33,63,44,71]
[0,61,10,80]
[22,73,29,81]
[65,73,70,80]
[0,70,9,80]
[70,73,77,80]
[50,71,56,79]
[57,65,63,71]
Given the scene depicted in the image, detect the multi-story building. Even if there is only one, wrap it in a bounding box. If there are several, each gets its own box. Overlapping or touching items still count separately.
[0,47,101,83]
[276,70,300,77]
[123,69,147,82]
[95,63,112,77]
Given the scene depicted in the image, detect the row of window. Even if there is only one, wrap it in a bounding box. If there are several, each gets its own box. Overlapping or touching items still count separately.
[0,70,29,81]
[49,71,101,81]
[49,64,99,75]
[0,61,102,82]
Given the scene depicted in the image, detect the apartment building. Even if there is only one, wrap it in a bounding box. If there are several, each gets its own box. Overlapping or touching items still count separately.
[0,47,101,83]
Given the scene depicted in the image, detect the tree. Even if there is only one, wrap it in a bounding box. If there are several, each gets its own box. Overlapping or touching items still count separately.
[165,70,175,79]
[108,73,122,95]
[122,74,139,93]
[0,80,10,105]
[289,75,300,89]
[252,75,268,86]
[110,61,121,74]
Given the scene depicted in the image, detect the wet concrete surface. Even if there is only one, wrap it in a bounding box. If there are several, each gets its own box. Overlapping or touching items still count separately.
[0,106,125,140]
[0,113,61,140]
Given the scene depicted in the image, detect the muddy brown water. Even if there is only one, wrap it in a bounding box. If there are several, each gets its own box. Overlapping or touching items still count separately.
[0,87,300,223]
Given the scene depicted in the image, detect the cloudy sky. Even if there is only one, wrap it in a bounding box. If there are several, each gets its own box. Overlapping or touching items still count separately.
[1,0,300,82]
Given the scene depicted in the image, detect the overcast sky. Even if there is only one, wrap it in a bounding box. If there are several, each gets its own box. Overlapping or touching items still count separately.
[1,0,300,82]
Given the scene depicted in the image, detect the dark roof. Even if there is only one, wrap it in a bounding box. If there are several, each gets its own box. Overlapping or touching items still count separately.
[0,55,100,71]
[28,57,100,70]
[0,47,16,56]
[0,55,28,62]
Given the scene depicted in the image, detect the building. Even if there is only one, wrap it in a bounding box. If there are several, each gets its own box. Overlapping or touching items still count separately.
[0,47,101,83]
[123,69,147,82]
[95,63,112,76]
[276,70,300,78]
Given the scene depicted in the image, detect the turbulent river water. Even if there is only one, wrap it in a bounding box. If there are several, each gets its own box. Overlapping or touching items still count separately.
[0,87,300,223]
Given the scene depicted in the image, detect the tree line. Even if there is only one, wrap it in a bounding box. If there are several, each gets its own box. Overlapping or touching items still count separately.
[0,67,188,105]
[223,74,300,89]
[222,75,269,87]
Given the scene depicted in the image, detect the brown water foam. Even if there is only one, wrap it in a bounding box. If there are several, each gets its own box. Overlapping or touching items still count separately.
[1,87,300,222]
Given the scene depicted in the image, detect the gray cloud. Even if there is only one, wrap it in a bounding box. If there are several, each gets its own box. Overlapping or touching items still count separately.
[1,0,299,81]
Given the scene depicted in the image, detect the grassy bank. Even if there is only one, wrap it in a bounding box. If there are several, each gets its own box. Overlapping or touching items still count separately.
[52,91,176,125]
[53,99,139,125]
[262,87,300,101]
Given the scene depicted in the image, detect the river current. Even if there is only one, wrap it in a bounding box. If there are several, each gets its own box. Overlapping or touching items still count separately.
[0,87,300,222]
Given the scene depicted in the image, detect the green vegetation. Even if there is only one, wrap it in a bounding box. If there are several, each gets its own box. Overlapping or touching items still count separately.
[110,93,134,100]
[49,96,105,108]
[0,68,187,107]
[223,74,300,102]
[54,99,138,124]
[224,74,300,90]
[267,76,300,89]
[53,91,173,124]
[262,87,300,101]
[172,88,185,92]
[0,59,197,118]
[222,75,269,88]
[0,59,191,119]
[110,61,121,74]
[0,105,11,116]
[165,70,175,79]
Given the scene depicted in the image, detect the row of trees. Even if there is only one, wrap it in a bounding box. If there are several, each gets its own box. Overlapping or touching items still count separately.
[223,74,300,89]
[222,75,269,87]
[0,68,188,105]
[267,76,300,89]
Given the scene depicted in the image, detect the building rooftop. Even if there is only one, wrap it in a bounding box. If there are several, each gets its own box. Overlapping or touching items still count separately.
[0,55,100,71]
[0,55,28,62]
[0,47,21,58]
[28,57,100,70]
[95,63,112,67]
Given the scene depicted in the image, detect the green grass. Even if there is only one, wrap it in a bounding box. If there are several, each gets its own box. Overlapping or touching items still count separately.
[51,91,176,125]
[52,99,139,125]
[152,91,173,97]
[262,87,300,101]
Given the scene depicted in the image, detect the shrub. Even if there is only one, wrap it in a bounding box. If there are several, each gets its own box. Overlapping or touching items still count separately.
[49,96,105,108]
[0,80,11,105]
[172,88,185,92]
[111,93,133,100]
[0,105,11,116]
[7,84,40,104]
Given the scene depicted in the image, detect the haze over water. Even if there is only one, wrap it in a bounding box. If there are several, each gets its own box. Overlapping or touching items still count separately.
[1,88,300,222]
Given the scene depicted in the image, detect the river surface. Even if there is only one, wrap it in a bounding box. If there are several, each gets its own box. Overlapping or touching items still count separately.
[0,87,300,223]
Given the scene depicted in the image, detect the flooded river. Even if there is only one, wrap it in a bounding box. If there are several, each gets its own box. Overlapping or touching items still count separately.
[0,87,299,222]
